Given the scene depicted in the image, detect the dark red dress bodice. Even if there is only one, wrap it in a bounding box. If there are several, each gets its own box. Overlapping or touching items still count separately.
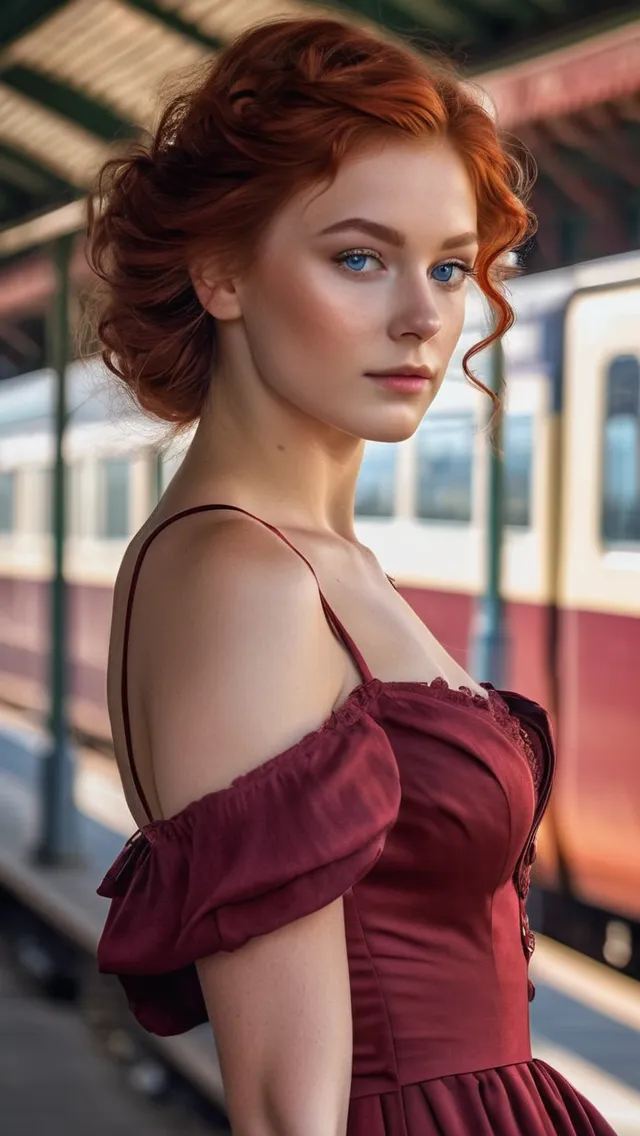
[97,505,616,1135]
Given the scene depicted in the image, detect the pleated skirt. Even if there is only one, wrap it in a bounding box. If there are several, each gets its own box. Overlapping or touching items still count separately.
[348,1060,618,1135]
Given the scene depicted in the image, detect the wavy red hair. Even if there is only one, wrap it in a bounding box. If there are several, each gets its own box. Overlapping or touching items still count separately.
[87,17,535,428]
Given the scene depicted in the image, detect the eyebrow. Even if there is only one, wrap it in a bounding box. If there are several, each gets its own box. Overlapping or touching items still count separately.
[317,218,478,251]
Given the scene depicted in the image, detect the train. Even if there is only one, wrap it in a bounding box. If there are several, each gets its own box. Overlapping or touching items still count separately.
[0,248,638,972]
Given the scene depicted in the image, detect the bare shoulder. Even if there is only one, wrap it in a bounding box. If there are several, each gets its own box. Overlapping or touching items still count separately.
[130,511,348,816]
[114,514,355,1133]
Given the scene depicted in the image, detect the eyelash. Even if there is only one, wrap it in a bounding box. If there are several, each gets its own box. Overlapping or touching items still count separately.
[334,248,474,288]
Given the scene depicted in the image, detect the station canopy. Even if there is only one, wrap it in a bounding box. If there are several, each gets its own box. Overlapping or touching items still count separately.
[1,0,640,269]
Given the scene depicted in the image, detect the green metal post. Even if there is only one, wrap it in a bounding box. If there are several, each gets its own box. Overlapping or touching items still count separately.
[471,337,509,687]
[33,233,83,866]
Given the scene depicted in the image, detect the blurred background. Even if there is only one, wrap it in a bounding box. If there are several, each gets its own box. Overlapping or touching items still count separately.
[0,2,639,1134]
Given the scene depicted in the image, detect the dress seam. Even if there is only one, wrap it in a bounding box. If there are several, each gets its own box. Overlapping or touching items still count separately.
[350,891,410,1136]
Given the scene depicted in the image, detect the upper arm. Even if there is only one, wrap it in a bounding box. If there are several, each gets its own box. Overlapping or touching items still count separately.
[199,897,352,1136]
[139,514,347,808]
[135,516,353,1135]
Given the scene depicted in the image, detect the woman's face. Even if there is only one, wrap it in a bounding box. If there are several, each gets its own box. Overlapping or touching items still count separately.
[231,136,478,443]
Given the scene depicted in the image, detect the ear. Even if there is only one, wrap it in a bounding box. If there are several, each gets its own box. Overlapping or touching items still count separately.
[190,261,242,321]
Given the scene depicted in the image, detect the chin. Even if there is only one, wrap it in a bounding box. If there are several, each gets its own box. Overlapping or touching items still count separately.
[355,409,426,445]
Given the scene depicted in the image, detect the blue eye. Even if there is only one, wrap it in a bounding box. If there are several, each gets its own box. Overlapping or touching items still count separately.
[335,249,382,274]
[341,253,372,272]
[431,261,470,286]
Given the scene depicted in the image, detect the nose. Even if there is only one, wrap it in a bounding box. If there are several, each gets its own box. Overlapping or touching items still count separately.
[388,279,442,343]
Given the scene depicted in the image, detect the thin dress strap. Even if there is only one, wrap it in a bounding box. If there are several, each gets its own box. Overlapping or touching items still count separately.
[121,503,375,823]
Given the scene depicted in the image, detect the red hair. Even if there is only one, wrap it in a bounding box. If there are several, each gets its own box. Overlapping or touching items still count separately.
[87,17,535,427]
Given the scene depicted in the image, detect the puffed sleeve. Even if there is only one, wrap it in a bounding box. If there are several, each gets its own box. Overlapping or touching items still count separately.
[96,700,400,1036]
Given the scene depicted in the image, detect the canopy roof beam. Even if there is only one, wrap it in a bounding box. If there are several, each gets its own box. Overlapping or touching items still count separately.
[520,123,615,216]
[0,198,86,256]
[0,65,137,142]
[321,0,488,45]
[0,181,27,218]
[435,0,545,36]
[123,0,222,52]
[0,142,75,201]
[548,113,640,190]
[469,0,552,19]
[0,0,70,51]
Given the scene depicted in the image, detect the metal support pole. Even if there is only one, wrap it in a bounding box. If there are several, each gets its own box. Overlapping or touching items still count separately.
[471,337,509,687]
[33,233,83,866]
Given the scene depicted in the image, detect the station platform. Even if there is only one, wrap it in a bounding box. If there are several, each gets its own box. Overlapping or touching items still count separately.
[0,938,221,1135]
[1,706,639,1135]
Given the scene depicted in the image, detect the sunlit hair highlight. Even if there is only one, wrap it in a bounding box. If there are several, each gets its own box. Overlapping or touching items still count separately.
[87,17,536,428]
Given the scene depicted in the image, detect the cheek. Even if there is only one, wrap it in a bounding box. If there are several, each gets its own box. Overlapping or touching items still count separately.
[251,258,374,350]
[438,292,468,356]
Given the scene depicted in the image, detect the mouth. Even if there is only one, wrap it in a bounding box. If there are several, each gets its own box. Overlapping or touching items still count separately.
[365,367,434,393]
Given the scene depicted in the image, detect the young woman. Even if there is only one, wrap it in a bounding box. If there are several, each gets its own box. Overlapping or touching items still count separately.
[91,17,616,1136]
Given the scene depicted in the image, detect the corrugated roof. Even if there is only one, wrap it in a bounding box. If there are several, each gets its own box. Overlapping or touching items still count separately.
[484,19,640,128]
[0,0,639,257]
[0,0,356,229]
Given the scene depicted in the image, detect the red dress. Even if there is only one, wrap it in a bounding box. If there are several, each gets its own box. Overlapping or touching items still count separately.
[97,504,617,1135]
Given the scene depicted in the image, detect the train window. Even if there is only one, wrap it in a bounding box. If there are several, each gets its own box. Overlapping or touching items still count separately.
[98,458,131,538]
[36,468,52,533]
[355,442,397,517]
[0,471,14,533]
[66,462,84,536]
[601,355,640,547]
[503,415,533,528]
[416,414,473,523]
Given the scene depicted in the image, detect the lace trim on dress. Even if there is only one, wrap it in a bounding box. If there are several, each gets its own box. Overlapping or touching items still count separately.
[383,676,541,790]
[481,685,541,791]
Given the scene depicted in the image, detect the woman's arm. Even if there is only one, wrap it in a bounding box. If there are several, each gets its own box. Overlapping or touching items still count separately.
[199,899,352,1136]
[138,514,354,1136]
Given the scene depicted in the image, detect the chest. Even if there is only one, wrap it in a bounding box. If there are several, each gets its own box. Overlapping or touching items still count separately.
[300,538,484,693]
[369,690,537,898]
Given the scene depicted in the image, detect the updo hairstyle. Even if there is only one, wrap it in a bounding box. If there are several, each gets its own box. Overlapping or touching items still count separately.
[87,17,535,429]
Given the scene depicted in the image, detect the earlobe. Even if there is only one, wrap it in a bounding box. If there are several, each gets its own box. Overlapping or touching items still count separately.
[190,265,242,321]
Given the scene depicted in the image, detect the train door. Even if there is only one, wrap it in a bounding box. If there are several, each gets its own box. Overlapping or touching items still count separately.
[554,277,640,926]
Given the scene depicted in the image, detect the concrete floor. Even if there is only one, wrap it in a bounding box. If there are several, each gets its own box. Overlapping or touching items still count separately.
[0,944,221,1136]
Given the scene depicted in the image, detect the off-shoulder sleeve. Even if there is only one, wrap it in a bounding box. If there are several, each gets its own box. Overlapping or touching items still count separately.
[96,700,400,1036]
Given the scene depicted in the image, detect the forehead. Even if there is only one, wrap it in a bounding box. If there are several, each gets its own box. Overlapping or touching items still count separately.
[283,137,477,241]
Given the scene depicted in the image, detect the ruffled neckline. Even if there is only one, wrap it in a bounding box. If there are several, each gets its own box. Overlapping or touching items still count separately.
[317,676,539,790]
[370,678,539,789]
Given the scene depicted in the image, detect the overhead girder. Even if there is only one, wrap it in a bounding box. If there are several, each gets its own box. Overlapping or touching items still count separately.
[123,0,222,52]
[0,0,70,50]
[520,123,614,215]
[321,0,486,42]
[0,0,638,265]
[0,64,136,142]
[547,112,640,190]
[0,142,76,202]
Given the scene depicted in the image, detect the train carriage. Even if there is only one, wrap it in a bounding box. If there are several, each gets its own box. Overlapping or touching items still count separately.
[0,250,638,967]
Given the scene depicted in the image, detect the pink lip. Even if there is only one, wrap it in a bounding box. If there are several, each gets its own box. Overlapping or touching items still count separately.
[366,373,431,393]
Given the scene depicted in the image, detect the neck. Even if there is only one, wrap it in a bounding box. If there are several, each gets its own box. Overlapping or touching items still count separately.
[176,371,365,540]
